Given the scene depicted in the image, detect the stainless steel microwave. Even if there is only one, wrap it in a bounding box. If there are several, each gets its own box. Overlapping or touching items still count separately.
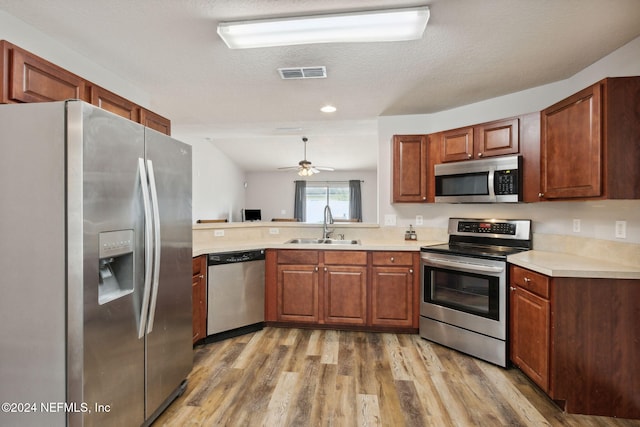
[434,155,521,203]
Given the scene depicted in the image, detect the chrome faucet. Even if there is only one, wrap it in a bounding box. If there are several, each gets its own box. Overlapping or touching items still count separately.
[322,205,334,239]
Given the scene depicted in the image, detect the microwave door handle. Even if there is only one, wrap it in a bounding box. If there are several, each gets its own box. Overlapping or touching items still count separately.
[423,256,504,274]
[488,166,497,202]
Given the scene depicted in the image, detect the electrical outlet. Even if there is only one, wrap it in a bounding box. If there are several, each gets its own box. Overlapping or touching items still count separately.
[214,230,224,237]
[572,219,581,233]
[269,228,280,235]
[615,221,627,239]
[384,214,397,226]
[416,215,423,226]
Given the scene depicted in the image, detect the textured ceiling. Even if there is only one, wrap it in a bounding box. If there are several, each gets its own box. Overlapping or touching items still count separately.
[1,0,640,171]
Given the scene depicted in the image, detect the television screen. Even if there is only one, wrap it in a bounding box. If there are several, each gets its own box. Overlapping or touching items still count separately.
[243,209,261,222]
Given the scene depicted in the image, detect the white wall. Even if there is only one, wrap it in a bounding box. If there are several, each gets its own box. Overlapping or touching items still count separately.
[378,36,640,244]
[192,140,246,223]
[245,170,378,223]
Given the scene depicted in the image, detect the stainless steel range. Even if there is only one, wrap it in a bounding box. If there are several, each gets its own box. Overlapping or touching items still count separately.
[419,218,532,367]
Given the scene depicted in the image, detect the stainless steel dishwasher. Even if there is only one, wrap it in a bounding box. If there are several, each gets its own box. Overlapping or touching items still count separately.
[207,249,265,341]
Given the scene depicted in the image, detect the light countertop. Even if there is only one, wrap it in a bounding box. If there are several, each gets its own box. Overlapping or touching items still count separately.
[507,250,640,279]
[193,239,443,257]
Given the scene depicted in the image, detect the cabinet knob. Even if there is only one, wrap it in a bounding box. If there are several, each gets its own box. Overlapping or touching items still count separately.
[422,196,426,200]
[524,277,531,283]
[467,153,472,159]
[510,286,516,291]
[409,269,413,274]
[390,257,395,262]
[199,275,204,279]
[478,152,483,157]
[314,266,319,272]
[324,267,328,272]
[538,192,544,198]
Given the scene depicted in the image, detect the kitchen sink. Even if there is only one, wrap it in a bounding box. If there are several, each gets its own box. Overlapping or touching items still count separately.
[286,238,360,245]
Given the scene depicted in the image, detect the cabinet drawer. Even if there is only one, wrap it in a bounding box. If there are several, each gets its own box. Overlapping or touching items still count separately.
[511,266,550,299]
[324,251,367,265]
[278,250,319,265]
[372,251,414,266]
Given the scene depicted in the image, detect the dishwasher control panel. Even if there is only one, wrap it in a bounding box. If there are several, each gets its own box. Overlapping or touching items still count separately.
[208,249,265,265]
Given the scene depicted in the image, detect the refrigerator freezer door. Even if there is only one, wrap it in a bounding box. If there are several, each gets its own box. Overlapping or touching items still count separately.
[76,102,147,427]
[143,128,193,418]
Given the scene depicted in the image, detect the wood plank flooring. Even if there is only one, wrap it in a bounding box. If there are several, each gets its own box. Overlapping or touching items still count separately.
[155,327,640,426]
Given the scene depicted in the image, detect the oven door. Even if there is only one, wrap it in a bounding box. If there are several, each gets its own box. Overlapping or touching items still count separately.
[420,252,506,339]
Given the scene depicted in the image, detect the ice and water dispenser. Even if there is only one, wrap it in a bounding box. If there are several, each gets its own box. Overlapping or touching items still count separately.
[98,230,135,305]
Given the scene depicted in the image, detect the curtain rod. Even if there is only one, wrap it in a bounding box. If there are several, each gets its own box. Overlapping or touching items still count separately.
[293,180,364,183]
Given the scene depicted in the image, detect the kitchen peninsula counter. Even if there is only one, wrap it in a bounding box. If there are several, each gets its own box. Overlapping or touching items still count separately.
[193,239,442,257]
[508,250,640,279]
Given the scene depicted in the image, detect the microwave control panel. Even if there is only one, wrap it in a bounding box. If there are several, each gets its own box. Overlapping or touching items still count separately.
[494,169,518,195]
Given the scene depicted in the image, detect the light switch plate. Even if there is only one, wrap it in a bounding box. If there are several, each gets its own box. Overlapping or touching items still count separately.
[416,215,423,226]
[384,214,397,226]
[572,219,581,233]
[214,230,224,237]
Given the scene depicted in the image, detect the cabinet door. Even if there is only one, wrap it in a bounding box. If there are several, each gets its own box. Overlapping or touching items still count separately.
[277,264,319,323]
[140,108,172,135]
[6,45,85,103]
[540,84,602,199]
[323,266,367,325]
[371,266,414,327]
[441,127,474,162]
[510,286,550,392]
[192,256,207,343]
[392,135,428,202]
[88,84,140,122]
[475,118,519,158]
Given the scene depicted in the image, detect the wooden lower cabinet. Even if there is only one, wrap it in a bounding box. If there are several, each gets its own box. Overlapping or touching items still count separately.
[370,251,417,328]
[267,249,418,331]
[509,265,640,419]
[192,255,207,344]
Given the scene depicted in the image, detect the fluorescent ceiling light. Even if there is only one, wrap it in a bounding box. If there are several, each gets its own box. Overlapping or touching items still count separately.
[320,105,337,113]
[217,6,430,49]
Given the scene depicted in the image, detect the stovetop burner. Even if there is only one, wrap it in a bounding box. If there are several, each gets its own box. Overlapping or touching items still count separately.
[421,218,532,260]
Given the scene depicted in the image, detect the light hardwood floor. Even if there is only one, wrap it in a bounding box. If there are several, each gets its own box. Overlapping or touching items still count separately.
[155,327,640,426]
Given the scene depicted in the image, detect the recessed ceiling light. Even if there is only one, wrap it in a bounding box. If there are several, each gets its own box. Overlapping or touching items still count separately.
[321,105,337,113]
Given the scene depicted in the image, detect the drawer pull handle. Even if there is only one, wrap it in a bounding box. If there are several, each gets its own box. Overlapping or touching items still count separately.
[524,277,531,283]
[390,257,395,262]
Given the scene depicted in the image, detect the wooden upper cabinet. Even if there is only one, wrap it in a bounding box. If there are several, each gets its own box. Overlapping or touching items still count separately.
[441,117,520,162]
[1,40,171,135]
[540,77,640,200]
[140,108,171,135]
[441,126,474,162]
[1,40,85,103]
[87,84,140,122]
[392,135,428,202]
[475,117,519,158]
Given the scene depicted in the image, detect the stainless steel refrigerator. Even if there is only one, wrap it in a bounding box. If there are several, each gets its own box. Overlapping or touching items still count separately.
[0,101,193,427]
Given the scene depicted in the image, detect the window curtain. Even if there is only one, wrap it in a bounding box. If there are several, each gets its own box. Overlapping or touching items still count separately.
[349,180,362,222]
[294,180,306,222]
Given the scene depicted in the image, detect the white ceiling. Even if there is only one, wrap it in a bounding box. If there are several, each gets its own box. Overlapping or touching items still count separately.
[1,0,640,172]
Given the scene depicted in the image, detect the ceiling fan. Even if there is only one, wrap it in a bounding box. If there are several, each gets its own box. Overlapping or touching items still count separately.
[278,137,334,176]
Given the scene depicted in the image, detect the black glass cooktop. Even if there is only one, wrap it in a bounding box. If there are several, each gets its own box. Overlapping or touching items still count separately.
[421,243,528,261]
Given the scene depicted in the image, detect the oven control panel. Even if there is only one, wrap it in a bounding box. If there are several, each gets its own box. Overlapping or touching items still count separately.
[457,221,516,235]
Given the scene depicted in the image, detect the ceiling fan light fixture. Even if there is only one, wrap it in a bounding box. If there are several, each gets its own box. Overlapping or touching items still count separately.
[217,6,430,49]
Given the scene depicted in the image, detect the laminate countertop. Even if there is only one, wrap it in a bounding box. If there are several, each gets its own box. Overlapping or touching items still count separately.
[193,240,444,257]
[507,250,640,279]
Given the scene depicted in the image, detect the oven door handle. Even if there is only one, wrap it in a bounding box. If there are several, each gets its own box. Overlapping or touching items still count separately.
[422,256,504,273]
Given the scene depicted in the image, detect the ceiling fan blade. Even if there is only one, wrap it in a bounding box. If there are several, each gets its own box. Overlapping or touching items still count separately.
[277,166,300,170]
[314,166,335,171]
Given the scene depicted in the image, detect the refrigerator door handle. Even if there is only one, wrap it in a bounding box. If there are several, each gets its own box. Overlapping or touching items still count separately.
[145,159,162,334]
[138,158,154,339]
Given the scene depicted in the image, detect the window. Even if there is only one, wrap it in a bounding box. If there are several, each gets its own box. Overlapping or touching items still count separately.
[305,182,350,222]
[294,180,362,223]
